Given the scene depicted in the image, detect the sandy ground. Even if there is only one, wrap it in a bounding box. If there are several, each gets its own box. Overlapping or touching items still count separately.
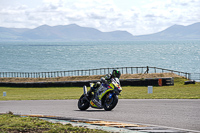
[0,73,182,83]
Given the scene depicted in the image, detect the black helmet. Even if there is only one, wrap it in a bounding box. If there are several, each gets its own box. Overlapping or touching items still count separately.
[112,69,121,78]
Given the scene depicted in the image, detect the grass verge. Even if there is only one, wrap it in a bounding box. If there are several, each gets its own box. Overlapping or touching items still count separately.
[121,78,200,99]
[0,77,200,100]
[0,113,108,133]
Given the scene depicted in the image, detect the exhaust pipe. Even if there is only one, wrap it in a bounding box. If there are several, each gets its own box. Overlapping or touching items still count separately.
[83,85,87,94]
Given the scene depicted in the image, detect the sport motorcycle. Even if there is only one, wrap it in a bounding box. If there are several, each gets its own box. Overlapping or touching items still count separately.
[78,78,122,111]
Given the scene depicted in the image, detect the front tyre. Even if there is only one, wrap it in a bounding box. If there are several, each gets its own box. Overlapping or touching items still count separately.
[78,94,90,110]
[103,94,118,111]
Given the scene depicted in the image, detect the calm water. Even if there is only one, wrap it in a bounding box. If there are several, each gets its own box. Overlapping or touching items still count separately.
[0,41,200,73]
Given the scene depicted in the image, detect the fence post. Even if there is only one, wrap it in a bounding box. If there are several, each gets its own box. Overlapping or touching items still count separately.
[185,73,188,79]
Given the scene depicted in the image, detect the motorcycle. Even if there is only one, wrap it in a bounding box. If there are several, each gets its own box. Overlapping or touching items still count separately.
[78,78,122,111]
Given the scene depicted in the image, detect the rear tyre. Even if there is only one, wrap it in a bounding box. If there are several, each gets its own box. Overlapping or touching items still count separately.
[78,94,90,110]
[103,94,118,111]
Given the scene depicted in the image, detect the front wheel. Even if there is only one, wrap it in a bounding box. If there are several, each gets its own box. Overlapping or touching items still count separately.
[78,94,90,110]
[103,94,118,111]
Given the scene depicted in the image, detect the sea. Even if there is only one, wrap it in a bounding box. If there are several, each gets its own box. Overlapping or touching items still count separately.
[0,40,200,73]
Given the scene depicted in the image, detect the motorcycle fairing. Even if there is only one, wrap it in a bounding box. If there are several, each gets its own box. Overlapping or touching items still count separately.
[99,88,114,100]
[98,79,122,100]
[98,81,116,100]
[111,79,122,91]
[90,100,98,108]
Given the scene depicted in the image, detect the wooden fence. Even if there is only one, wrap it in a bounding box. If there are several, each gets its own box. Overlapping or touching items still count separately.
[0,66,192,79]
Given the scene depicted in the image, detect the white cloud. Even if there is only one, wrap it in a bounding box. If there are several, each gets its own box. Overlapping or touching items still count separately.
[0,0,200,35]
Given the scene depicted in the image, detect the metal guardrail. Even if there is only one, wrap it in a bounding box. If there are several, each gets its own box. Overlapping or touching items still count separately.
[0,66,194,80]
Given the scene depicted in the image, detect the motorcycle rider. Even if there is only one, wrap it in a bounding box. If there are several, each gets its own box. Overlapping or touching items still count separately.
[91,69,121,92]
[90,70,121,106]
[101,69,121,84]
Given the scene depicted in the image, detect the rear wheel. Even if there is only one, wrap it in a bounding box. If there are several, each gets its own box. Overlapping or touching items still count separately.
[103,94,118,111]
[78,94,90,110]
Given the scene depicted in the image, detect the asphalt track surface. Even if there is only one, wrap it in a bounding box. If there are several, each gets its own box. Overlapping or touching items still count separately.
[0,99,200,132]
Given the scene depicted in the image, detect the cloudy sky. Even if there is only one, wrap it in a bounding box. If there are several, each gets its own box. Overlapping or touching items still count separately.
[0,0,200,35]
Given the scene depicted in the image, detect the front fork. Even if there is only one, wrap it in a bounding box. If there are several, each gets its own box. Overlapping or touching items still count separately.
[82,85,94,102]
[83,85,87,95]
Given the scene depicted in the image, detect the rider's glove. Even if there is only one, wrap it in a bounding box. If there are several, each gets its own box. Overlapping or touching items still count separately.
[101,77,107,84]
[105,73,111,80]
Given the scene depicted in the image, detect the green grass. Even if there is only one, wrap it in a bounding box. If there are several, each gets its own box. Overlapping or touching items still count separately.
[121,77,200,99]
[0,78,200,100]
[0,87,83,100]
[0,113,108,133]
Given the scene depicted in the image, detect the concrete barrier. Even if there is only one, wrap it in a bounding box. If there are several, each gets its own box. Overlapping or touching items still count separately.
[0,78,173,87]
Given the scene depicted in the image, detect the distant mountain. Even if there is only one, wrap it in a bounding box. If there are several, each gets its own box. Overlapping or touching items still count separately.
[0,24,134,41]
[0,22,199,41]
[0,27,29,40]
[134,22,200,40]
